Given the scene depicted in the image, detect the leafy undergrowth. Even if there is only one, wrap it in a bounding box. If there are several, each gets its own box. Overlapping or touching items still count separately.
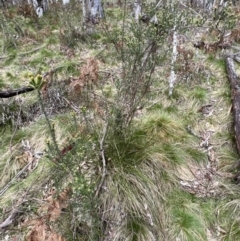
[1,3,240,241]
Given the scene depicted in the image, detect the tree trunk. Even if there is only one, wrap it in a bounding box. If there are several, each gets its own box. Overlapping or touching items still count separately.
[0,86,34,98]
[133,0,141,22]
[82,0,87,24]
[168,28,178,96]
[83,0,104,24]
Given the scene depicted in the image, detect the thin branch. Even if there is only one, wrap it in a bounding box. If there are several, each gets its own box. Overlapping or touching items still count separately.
[154,0,163,9]
[0,161,33,197]
[62,97,80,113]
[0,45,46,60]
[0,188,32,230]
[0,213,14,229]
[42,65,66,78]
[178,0,203,18]
[95,121,108,198]
[0,140,40,197]
[18,45,46,57]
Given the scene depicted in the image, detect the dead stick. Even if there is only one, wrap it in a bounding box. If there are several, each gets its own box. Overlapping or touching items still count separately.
[95,121,108,198]
[225,56,240,155]
[0,86,34,98]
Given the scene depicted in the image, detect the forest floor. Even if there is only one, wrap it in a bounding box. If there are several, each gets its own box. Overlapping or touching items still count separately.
[1,3,240,241]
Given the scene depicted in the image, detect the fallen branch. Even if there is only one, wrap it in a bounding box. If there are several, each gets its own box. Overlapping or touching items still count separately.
[0,86,34,98]
[225,56,240,154]
[0,213,15,229]
[225,55,240,182]
[0,64,80,99]
[0,68,60,99]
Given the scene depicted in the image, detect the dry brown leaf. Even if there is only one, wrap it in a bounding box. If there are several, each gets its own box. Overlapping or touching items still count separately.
[58,187,71,202]
[38,187,71,221]
[25,188,71,241]
[81,57,99,84]
[26,219,66,241]
[70,57,99,94]
[15,151,33,166]
[27,220,48,241]
[47,233,67,241]
[48,200,62,221]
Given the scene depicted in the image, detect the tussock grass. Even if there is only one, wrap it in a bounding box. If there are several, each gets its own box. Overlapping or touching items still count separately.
[167,190,208,241]
[0,110,74,197]
[96,109,207,240]
[0,159,51,206]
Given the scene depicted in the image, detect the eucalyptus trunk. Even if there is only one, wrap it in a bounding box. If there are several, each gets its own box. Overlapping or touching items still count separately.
[82,0,104,24]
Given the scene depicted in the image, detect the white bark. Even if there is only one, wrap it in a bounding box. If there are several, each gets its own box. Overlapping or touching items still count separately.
[0,214,14,229]
[134,0,141,22]
[28,0,38,9]
[42,0,49,11]
[27,0,48,17]
[36,6,43,17]
[150,14,158,24]
[82,0,104,23]
[154,0,163,8]
[63,0,70,4]
[169,28,178,96]
[168,0,178,96]
[219,0,225,5]
[90,0,104,19]
[82,0,87,24]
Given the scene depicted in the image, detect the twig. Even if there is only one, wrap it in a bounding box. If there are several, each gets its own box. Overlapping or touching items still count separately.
[95,121,108,198]
[154,0,163,9]
[62,97,80,113]
[0,45,46,60]
[0,162,31,197]
[178,0,203,18]
[18,45,46,57]
[42,66,66,78]
[186,125,200,138]
[0,187,32,230]
[0,160,34,197]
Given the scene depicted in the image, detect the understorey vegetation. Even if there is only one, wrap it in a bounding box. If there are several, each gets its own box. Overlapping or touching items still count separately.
[1,1,240,240]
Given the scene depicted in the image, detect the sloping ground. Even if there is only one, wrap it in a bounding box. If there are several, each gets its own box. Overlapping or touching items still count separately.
[1,5,240,241]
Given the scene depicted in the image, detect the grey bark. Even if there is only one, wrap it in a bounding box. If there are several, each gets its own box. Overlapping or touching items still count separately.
[225,56,240,152]
[134,0,141,22]
[83,0,104,24]
[225,55,240,182]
